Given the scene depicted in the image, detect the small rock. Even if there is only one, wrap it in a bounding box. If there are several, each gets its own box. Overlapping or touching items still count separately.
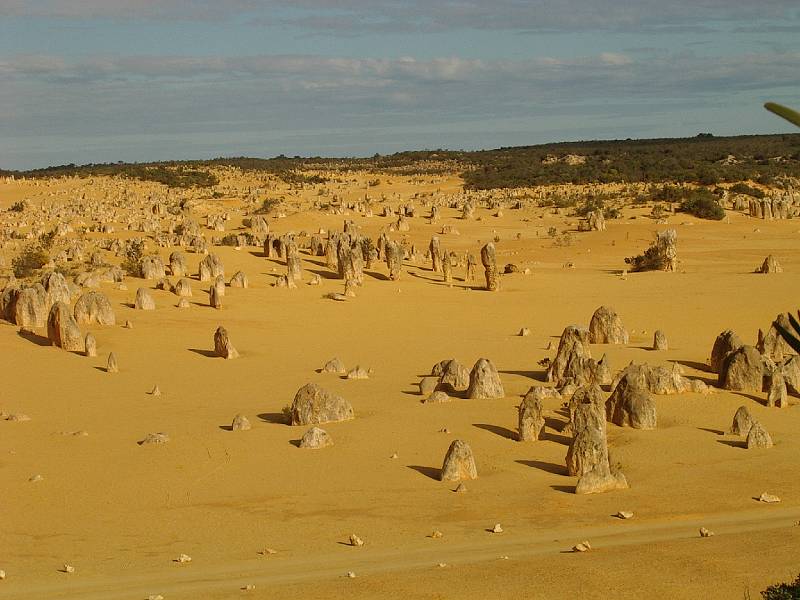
[62,564,75,574]
[242,584,256,591]
[7,413,30,422]
[29,474,43,482]
[390,453,398,459]
[437,562,447,568]
[149,385,161,397]
[518,327,531,337]
[759,492,781,504]
[699,527,714,538]
[0,570,5,580]
[616,511,634,520]
[349,534,364,547]
[346,571,357,578]
[491,524,503,534]
[454,483,468,493]
[439,427,450,434]
[123,320,133,329]
[258,548,277,556]
[175,553,192,564]
[147,595,164,600]
[140,432,169,445]
[572,541,591,552]
[430,530,443,539]
[231,414,251,431]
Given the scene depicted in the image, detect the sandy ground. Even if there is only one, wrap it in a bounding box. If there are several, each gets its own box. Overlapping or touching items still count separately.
[1,173,799,598]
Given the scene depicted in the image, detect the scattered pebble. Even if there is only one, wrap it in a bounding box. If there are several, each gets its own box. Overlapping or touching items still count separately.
[699,527,714,538]
[346,571,357,578]
[454,483,468,493]
[147,595,164,600]
[0,569,6,580]
[242,584,256,591]
[140,432,169,445]
[258,548,277,556]
[616,511,634,519]
[390,453,398,459]
[62,564,75,574]
[29,474,43,482]
[437,562,447,568]
[430,530,443,539]
[349,534,364,547]
[175,553,192,564]
[149,385,161,397]
[491,524,503,534]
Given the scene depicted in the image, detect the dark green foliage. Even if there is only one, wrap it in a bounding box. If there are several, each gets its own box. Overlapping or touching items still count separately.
[3,133,799,191]
[9,200,28,212]
[12,244,49,278]
[730,182,765,198]
[254,198,281,215]
[679,189,725,220]
[761,572,800,599]
[575,196,620,219]
[121,239,146,276]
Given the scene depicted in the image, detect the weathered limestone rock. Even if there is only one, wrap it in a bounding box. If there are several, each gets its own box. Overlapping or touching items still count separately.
[719,345,763,392]
[169,251,188,277]
[653,330,668,351]
[730,405,754,436]
[440,440,478,481]
[140,255,166,280]
[231,414,251,431]
[214,326,239,359]
[766,370,788,408]
[73,291,115,326]
[299,426,333,449]
[587,209,606,231]
[47,302,84,351]
[14,285,48,329]
[746,421,773,449]
[228,269,249,289]
[84,332,97,357]
[320,357,345,374]
[385,240,403,280]
[199,253,224,282]
[210,284,222,309]
[547,325,592,386]
[466,358,504,399]
[480,242,499,291]
[107,352,119,373]
[756,255,782,274]
[588,306,629,345]
[576,467,629,495]
[41,272,71,305]
[625,229,677,272]
[563,383,605,437]
[134,288,155,310]
[172,278,193,297]
[518,388,545,441]
[611,362,692,396]
[177,297,190,309]
[290,383,354,426]
[711,330,744,373]
[424,390,451,403]
[757,314,797,364]
[433,359,471,392]
[429,236,443,273]
[606,370,657,429]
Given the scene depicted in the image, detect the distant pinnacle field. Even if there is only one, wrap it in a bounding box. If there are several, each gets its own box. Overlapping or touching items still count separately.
[1,156,800,599]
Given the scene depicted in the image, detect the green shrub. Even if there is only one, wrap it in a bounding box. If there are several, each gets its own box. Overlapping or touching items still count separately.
[12,245,49,278]
[121,238,146,276]
[679,190,725,220]
[761,573,800,599]
[730,182,765,198]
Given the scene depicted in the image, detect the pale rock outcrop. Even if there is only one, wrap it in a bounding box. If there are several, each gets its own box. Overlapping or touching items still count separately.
[231,414,251,431]
[606,369,657,429]
[746,421,773,449]
[290,383,354,426]
[466,358,504,399]
[710,330,744,373]
[729,405,754,436]
[74,291,115,325]
[47,302,84,351]
[755,255,782,274]
[214,326,239,359]
[230,271,249,288]
[719,345,763,392]
[653,330,668,351]
[299,426,333,449]
[440,439,478,481]
[134,288,155,310]
[480,242,499,291]
[588,306,629,344]
[322,357,347,374]
[518,387,545,441]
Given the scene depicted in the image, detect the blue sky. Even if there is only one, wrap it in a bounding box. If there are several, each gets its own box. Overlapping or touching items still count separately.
[1,1,799,169]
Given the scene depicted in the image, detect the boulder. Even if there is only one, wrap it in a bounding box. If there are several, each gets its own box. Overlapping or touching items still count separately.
[230,271,249,288]
[755,255,782,274]
[466,358,504,399]
[134,288,155,310]
[606,370,657,429]
[213,326,239,359]
[518,387,545,441]
[231,414,251,431]
[710,330,744,373]
[290,383,354,426]
[746,421,773,449]
[322,357,346,374]
[74,291,115,325]
[299,426,334,449]
[47,302,84,352]
[653,330,668,351]
[440,440,478,481]
[588,306,629,344]
[719,345,763,392]
[729,405,754,436]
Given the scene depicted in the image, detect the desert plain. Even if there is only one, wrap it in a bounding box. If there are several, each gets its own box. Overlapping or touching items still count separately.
[1,165,799,600]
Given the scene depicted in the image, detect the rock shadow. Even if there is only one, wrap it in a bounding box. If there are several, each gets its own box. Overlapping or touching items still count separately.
[473,423,518,441]
[407,465,440,481]
[17,329,50,347]
[257,412,290,425]
[188,348,219,358]
[717,439,746,449]
[516,460,568,476]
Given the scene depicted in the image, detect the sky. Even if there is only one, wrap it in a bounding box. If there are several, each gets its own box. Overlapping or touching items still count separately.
[1,1,799,170]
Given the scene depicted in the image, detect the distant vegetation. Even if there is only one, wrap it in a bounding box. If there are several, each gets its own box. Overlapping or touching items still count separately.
[2,133,799,190]
[760,572,800,599]
[678,189,726,220]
